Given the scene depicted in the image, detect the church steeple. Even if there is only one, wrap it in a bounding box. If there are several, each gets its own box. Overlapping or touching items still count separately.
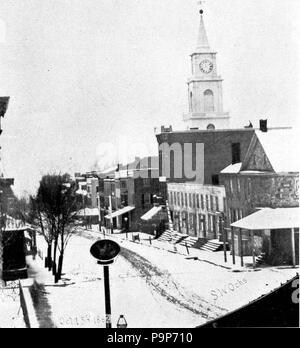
[183,4,230,130]
[196,10,210,53]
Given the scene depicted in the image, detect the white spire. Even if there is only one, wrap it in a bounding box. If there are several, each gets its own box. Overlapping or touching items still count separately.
[196,10,210,52]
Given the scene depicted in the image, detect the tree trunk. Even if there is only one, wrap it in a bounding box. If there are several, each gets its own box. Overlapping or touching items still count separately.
[57,253,64,280]
[52,236,58,275]
[47,243,52,271]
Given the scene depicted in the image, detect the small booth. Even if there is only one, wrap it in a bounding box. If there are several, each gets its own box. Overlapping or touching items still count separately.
[230,208,299,268]
[1,217,36,282]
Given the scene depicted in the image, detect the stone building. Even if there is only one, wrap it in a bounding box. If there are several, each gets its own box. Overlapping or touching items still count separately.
[220,128,299,265]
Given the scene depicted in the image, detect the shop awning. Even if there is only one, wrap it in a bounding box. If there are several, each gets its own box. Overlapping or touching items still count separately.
[77,208,99,217]
[105,206,135,219]
[141,206,162,221]
[231,208,299,231]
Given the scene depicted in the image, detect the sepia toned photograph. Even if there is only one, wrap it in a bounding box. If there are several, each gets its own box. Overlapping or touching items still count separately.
[0,0,299,334]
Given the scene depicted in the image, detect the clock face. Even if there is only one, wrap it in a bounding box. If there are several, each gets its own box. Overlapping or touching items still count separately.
[199,59,213,74]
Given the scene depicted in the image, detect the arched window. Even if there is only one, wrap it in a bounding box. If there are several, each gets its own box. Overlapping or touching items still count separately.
[207,124,215,130]
[189,91,193,112]
[204,89,214,112]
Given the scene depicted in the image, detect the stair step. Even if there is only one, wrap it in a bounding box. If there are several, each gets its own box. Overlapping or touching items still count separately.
[201,246,218,251]
[200,239,227,252]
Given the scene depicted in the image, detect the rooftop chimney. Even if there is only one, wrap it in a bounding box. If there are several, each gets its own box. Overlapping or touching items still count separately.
[259,119,268,133]
[161,125,173,133]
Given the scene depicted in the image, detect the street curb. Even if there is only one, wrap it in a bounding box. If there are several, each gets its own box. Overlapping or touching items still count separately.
[19,280,39,328]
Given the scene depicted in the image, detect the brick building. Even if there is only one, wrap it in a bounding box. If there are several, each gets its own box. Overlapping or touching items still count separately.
[220,128,299,265]
[157,128,255,185]
[101,156,163,233]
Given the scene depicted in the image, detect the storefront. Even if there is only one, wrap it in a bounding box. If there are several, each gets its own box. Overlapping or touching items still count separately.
[230,207,299,267]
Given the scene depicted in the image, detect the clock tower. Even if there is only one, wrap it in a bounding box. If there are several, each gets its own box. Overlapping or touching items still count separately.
[183,8,230,130]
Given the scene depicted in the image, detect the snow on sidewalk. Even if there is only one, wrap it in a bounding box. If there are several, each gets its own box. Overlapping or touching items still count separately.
[31,229,299,328]
[85,229,299,314]
[36,234,204,328]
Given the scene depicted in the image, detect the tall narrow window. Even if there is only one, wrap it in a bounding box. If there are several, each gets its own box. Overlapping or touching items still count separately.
[201,195,204,210]
[204,89,214,113]
[215,197,219,212]
[189,92,193,112]
[232,143,241,164]
[212,174,219,185]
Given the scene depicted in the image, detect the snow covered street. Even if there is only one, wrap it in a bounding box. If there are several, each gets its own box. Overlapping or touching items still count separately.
[24,229,298,328]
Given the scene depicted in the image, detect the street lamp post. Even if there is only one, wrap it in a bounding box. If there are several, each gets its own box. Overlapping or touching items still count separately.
[90,239,121,329]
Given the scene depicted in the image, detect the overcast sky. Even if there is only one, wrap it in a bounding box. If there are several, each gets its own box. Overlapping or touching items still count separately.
[0,0,299,196]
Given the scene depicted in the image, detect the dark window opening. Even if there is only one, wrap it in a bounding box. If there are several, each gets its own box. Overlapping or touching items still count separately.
[212,174,219,185]
[232,143,241,164]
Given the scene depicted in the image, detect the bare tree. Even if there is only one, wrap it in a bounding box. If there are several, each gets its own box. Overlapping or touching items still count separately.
[32,173,79,282]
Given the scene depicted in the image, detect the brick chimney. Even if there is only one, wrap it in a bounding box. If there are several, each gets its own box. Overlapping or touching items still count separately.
[259,119,268,132]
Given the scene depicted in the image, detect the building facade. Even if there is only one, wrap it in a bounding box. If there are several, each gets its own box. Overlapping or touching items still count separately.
[0,96,16,282]
[220,128,299,264]
[157,128,255,185]
[168,183,226,241]
[99,156,163,233]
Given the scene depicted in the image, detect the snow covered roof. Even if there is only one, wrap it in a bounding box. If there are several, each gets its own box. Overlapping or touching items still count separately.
[3,215,34,232]
[77,208,99,217]
[105,206,135,219]
[255,129,299,173]
[141,206,162,221]
[231,207,299,230]
[220,163,242,174]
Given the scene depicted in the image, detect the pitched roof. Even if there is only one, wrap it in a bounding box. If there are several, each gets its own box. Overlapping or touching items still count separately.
[231,207,299,230]
[220,163,242,174]
[255,129,299,173]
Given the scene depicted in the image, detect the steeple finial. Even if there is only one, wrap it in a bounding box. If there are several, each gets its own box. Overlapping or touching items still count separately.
[196,1,210,52]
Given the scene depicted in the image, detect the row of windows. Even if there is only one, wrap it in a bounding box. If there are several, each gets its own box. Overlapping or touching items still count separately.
[229,208,244,224]
[173,211,221,237]
[168,191,220,212]
[228,177,252,195]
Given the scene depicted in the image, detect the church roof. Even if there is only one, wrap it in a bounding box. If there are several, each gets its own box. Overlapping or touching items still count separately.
[195,13,210,53]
